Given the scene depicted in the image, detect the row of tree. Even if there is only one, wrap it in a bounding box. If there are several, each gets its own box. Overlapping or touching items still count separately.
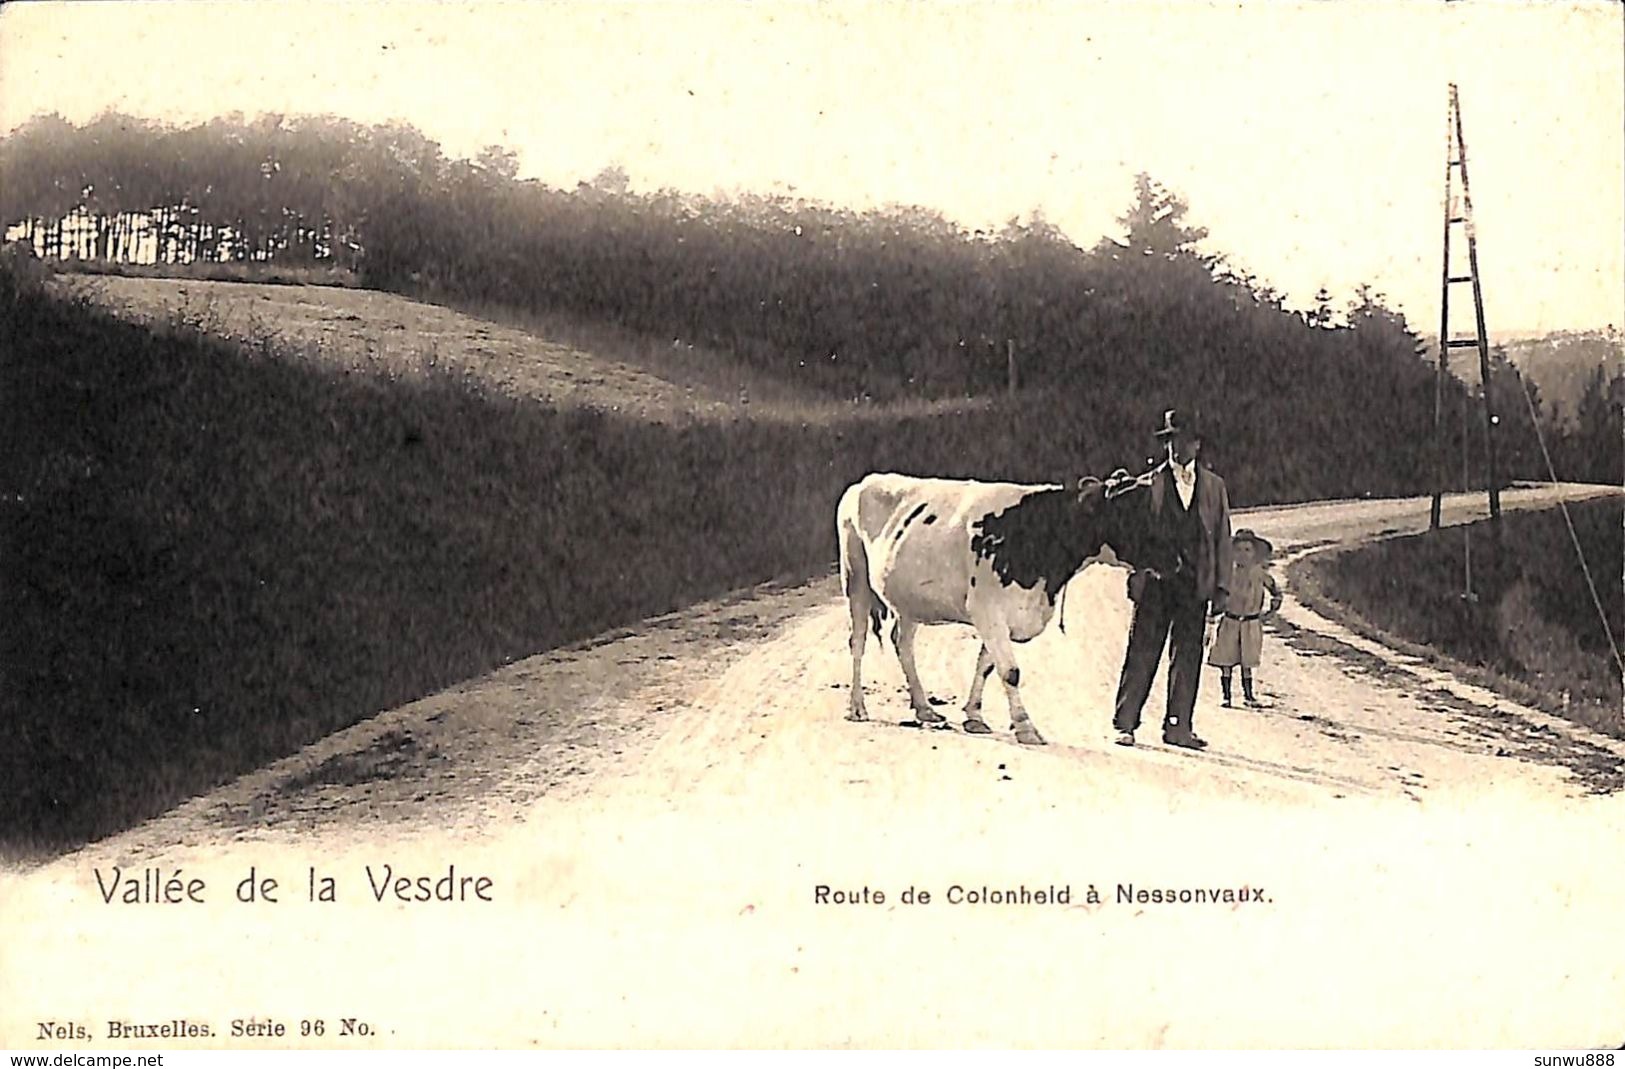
[2,111,1616,494]
[0,112,428,267]
[1551,362,1625,486]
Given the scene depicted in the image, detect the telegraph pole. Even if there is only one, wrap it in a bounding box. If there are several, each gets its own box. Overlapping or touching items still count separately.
[1431,83,1502,530]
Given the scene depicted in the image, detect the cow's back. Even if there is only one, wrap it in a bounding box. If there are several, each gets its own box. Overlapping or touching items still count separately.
[843,472,1059,625]
[846,472,1046,537]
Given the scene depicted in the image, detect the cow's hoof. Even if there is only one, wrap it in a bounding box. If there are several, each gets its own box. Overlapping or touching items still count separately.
[1014,726,1047,746]
[916,708,947,725]
[963,718,993,735]
[845,710,868,722]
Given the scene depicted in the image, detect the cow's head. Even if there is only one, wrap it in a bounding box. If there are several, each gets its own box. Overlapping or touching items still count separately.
[1073,468,1172,575]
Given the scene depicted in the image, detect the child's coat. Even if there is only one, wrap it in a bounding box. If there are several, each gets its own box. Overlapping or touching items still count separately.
[1208,559,1281,669]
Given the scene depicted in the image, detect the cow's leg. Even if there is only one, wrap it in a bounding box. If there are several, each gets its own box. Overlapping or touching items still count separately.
[974,613,1045,746]
[840,525,872,723]
[846,601,869,721]
[961,644,995,734]
[893,618,945,724]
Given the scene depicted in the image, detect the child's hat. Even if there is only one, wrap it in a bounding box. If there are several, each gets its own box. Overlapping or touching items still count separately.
[1232,529,1274,558]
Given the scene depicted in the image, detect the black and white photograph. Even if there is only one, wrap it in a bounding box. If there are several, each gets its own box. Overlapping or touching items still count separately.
[1,0,1622,1052]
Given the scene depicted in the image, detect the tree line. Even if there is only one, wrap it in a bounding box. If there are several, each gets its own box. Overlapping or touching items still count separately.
[2,111,1617,493]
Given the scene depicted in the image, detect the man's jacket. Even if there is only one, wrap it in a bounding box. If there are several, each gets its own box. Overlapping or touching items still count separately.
[1137,460,1234,605]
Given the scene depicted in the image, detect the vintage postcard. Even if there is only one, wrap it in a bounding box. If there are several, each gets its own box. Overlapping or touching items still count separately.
[1,0,1622,1052]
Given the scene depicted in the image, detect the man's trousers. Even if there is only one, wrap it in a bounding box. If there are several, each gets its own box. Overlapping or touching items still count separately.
[1112,574,1209,737]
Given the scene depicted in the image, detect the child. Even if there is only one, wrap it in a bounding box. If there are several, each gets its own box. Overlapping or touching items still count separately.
[1208,529,1283,708]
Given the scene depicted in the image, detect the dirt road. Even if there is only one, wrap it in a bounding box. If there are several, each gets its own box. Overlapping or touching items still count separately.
[4,484,1623,1048]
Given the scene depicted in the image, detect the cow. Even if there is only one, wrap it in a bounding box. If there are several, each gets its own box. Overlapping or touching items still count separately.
[836,469,1169,745]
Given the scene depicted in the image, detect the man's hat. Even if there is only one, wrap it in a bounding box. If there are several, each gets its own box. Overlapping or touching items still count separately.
[1232,528,1274,558]
[1153,408,1200,440]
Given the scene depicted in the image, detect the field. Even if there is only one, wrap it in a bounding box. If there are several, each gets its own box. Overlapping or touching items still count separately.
[1,274,1052,858]
[1293,498,1625,736]
[72,274,995,423]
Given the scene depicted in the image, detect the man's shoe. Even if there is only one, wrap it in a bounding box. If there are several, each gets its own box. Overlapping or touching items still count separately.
[1113,731,1136,747]
[1162,732,1208,750]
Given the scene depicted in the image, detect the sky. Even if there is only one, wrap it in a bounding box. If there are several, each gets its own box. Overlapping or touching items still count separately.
[1,0,1621,335]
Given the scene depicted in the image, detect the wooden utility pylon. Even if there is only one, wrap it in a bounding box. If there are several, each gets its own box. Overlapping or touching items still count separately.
[1431,83,1501,531]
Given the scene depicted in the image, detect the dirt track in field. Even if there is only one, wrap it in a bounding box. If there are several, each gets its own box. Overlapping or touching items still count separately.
[5,484,1623,1048]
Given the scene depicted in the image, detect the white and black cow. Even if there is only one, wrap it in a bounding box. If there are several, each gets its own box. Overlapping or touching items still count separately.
[836,469,1168,745]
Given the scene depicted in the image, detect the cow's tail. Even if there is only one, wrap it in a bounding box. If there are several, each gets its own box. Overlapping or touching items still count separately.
[837,484,890,647]
[868,584,890,645]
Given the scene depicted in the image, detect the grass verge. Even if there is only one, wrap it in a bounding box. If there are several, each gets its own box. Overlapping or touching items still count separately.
[1288,500,1624,740]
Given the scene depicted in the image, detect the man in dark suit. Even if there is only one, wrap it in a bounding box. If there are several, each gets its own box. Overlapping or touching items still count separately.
[1113,408,1233,750]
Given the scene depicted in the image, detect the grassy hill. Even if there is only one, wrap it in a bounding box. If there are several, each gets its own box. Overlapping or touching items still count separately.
[1430,328,1623,419]
[0,271,1082,859]
[68,274,993,424]
[1293,497,1625,739]
[1500,330,1623,421]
